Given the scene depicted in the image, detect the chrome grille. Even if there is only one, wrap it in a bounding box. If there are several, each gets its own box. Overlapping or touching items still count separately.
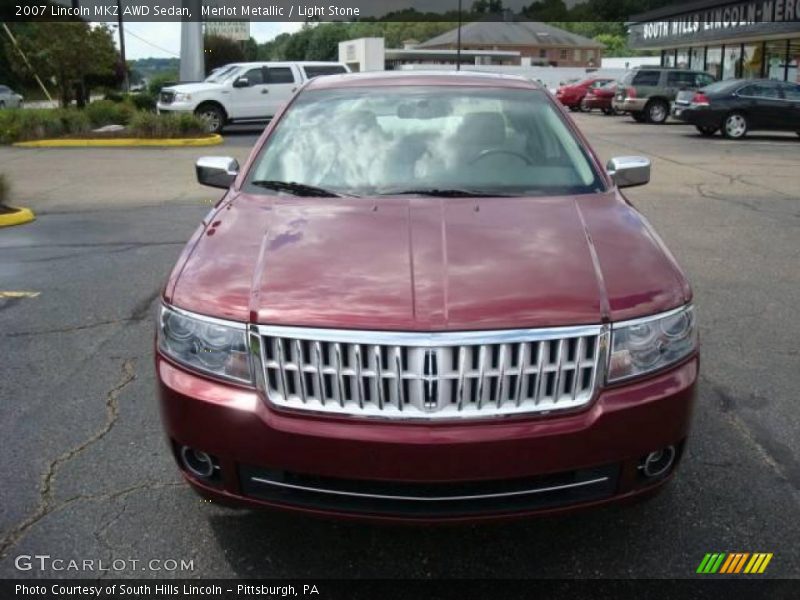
[251,325,607,420]
[159,91,175,105]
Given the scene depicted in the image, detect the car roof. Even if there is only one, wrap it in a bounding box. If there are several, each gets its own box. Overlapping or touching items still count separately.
[306,70,540,91]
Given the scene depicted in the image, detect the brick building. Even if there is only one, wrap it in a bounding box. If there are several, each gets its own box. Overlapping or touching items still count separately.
[416,21,605,68]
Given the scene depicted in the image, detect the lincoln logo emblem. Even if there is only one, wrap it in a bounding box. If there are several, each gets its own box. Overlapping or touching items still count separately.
[422,349,439,409]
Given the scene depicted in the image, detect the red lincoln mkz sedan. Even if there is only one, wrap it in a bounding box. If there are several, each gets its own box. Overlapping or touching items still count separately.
[156,71,698,522]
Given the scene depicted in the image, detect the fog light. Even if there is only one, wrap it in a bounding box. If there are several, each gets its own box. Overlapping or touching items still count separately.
[180,446,217,479]
[641,446,676,478]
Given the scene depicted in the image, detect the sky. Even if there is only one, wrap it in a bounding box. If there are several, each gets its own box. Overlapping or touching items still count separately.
[118,22,304,60]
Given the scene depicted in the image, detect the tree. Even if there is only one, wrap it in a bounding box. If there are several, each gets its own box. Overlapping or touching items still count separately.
[4,22,118,107]
[472,0,504,13]
[593,33,631,57]
[203,35,246,75]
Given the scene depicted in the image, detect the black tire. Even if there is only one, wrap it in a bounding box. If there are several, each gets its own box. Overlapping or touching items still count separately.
[579,99,590,112]
[0,101,5,109]
[568,105,580,112]
[695,125,718,137]
[722,112,748,139]
[602,107,612,115]
[631,111,647,123]
[194,103,226,134]
[645,99,669,124]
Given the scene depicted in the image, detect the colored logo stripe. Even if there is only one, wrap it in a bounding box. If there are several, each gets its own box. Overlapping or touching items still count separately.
[697,553,773,574]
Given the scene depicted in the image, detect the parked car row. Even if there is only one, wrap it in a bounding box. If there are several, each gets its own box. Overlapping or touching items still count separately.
[555,67,800,140]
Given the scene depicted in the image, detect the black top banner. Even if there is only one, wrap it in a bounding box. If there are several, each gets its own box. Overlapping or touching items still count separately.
[5,0,797,23]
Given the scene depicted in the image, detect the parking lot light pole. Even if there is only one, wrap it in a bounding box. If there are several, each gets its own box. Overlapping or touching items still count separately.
[117,0,129,92]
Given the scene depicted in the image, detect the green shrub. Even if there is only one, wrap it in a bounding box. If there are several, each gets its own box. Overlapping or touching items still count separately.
[103,91,125,103]
[0,108,90,143]
[85,100,135,127]
[128,112,206,138]
[127,92,156,112]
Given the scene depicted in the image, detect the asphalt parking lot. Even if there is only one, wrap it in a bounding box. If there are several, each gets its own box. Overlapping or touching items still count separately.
[0,114,798,579]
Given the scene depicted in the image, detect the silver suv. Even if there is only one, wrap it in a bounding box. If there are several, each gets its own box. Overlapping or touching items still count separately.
[613,68,716,124]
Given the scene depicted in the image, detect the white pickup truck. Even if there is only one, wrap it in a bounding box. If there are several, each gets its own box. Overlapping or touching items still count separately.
[156,61,350,133]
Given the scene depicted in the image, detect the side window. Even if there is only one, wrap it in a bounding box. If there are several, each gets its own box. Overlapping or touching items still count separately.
[266,67,295,84]
[303,65,346,79]
[666,71,695,87]
[739,83,780,99]
[0,85,9,94]
[241,68,265,86]
[779,83,800,100]
[632,70,660,86]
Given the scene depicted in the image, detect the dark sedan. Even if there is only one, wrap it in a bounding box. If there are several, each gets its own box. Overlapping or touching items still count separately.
[672,79,800,139]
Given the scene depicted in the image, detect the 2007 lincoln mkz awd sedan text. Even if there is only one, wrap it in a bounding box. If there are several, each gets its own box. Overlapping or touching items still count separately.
[156,72,698,522]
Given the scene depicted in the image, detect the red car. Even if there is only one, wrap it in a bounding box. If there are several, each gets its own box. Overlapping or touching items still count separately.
[555,77,616,111]
[157,72,698,522]
[582,81,622,115]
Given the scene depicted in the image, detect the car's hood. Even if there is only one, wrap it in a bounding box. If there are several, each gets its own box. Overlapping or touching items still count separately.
[167,192,689,330]
[164,82,222,94]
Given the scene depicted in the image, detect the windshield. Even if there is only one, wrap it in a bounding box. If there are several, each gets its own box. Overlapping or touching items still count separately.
[245,86,603,197]
[204,65,240,83]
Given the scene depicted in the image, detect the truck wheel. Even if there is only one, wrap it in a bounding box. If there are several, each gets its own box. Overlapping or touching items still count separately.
[646,100,669,124]
[631,112,647,123]
[722,112,748,139]
[695,125,718,137]
[195,104,226,134]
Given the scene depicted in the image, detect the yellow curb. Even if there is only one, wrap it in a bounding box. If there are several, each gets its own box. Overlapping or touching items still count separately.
[13,134,223,148]
[0,206,36,228]
[0,291,40,298]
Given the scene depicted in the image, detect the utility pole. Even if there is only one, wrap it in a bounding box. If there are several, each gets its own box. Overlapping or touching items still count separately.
[1,23,53,102]
[456,0,462,71]
[117,0,129,92]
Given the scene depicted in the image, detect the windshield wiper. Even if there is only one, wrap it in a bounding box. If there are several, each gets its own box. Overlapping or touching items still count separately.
[377,188,512,198]
[250,180,346,198]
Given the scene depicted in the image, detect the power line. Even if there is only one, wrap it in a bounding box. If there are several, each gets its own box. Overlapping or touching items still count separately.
[124,27,180,57]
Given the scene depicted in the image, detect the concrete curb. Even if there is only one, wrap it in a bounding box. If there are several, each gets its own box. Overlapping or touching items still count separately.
[0,206,36,228]
[12,134,223,148]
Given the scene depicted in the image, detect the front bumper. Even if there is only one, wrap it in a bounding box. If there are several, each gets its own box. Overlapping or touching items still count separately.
[156,102,194,115]
[612,97,647,113]
[157,354,698,522]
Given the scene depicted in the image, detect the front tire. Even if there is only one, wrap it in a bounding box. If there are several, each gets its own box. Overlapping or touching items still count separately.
[195,104,226,134]
[646,100,669,124]
[695,125,718,137]
[722,112,748,139]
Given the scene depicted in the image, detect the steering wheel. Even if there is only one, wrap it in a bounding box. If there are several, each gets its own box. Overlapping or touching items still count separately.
[469,148,533,166]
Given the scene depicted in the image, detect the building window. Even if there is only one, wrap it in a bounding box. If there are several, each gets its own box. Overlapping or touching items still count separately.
[690,47,705,71]
[662,49,676,67]
[559,48,568,60]
[539,48,547,58]
[764,40,788,81]
[723,44,741,79]
[587,49,594,61]
[706,46,722,80]
[741,43,762,79]
[789,39,800,83]
[676,48,689,69]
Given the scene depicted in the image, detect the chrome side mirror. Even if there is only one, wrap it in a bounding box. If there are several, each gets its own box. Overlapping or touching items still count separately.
[196,156,239,189]
[607,156,651,188]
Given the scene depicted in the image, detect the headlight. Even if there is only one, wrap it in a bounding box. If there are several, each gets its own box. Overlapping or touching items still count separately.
[157,304,252,384]
[607,305,697,383]
[174,92,192,102]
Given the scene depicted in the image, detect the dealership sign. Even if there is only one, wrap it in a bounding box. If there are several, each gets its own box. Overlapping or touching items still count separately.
[630,0,800,47]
